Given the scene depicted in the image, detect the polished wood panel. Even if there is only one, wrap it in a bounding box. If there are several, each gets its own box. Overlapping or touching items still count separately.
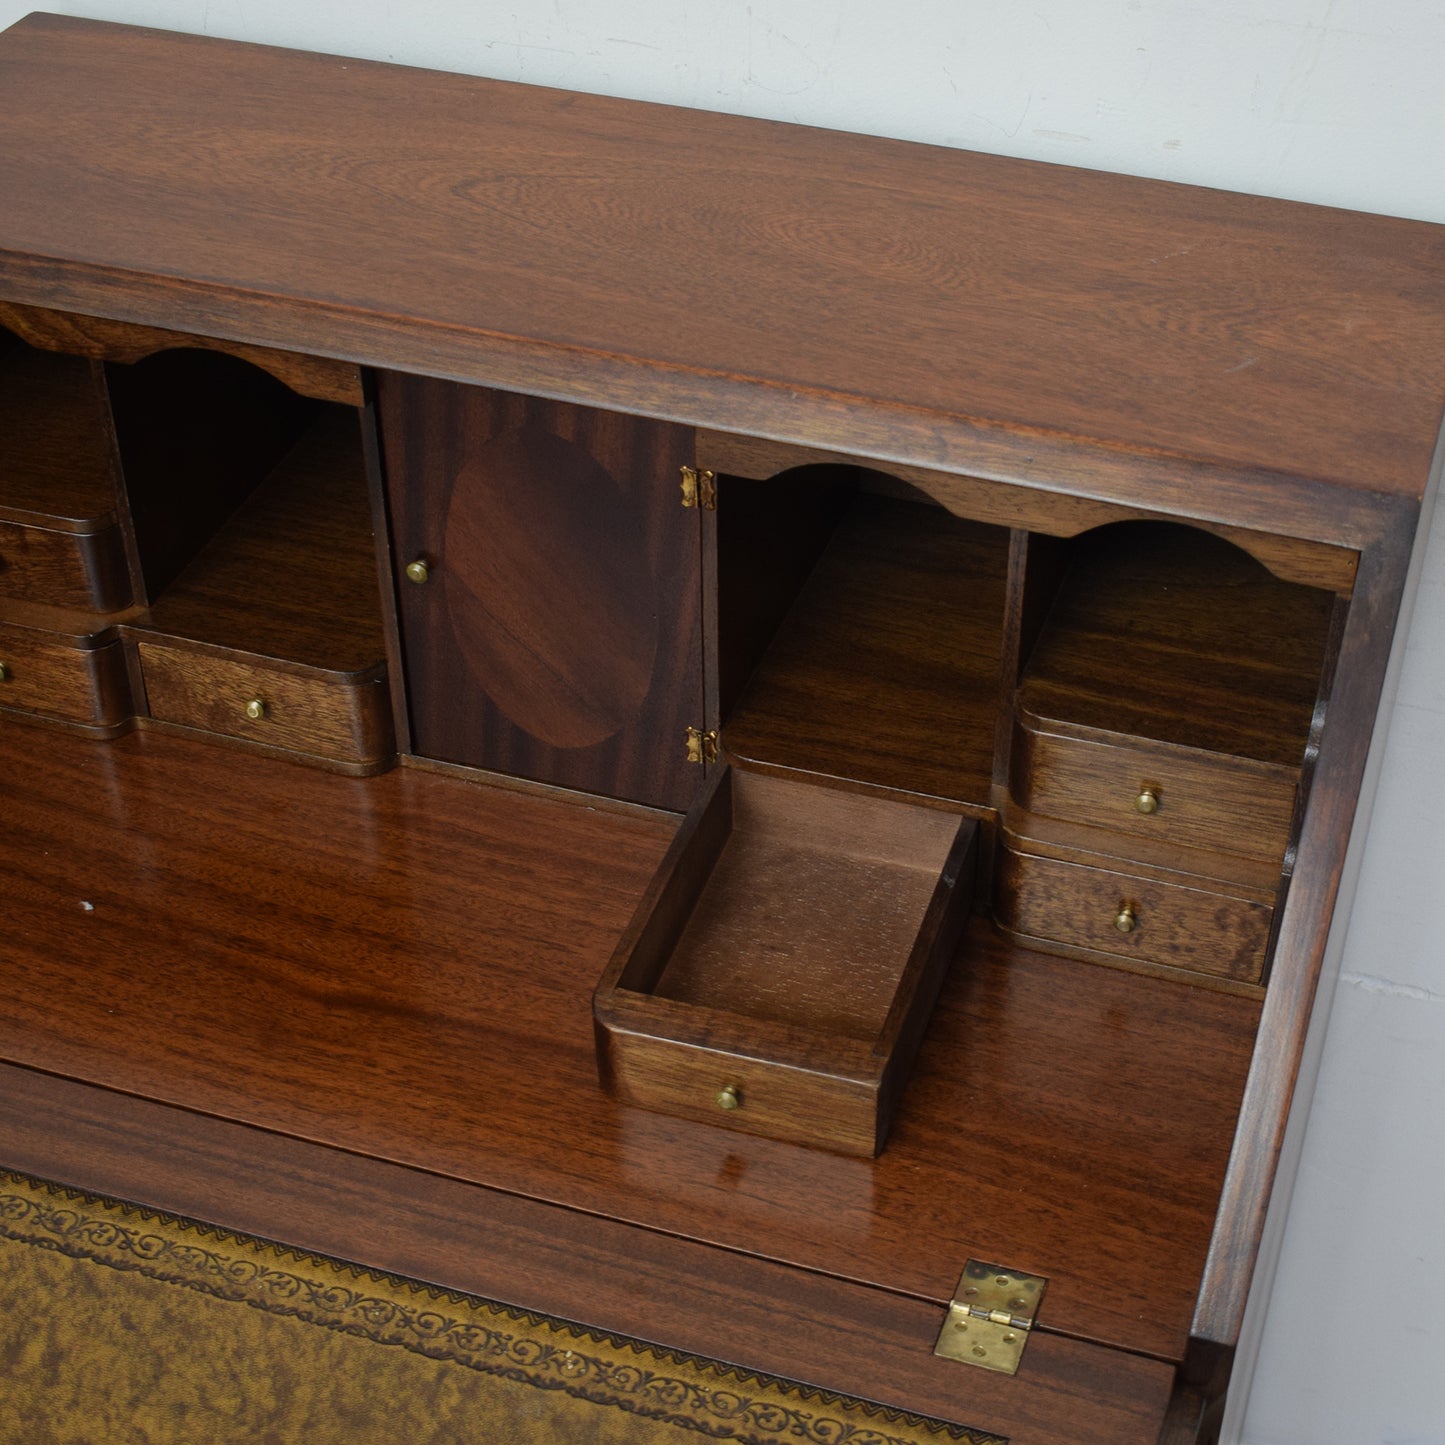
[712,464,856,721]
[996,843,1273,985]
[129,407,387,674]
[0,335,116,522]
[0,298,364,405]
[0,615,130,730]
[0,725,1260,1362]
[1193,530,1415,1346]
[0,336,130,610]
[0,1066,1178,1445]
[138,642,391,769]
[724,494,1007,805]
[378,375,703,811]
[1012,716,1299,867]
[1020,522,1336,765]
[0,19,1435,1434]
[105,346,318,601]
[596,766,976,1155]
[1000,803,1282,897]
[700,431,1361,596]
[0,517,128,613]
[2,16,1443,531]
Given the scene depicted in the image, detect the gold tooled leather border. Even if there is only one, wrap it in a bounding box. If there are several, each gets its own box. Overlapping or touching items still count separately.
[0,1170,1006,1445]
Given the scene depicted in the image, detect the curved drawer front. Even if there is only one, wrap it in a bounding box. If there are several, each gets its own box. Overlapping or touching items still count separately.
[138,641,393,768]
[0,517,130,612]
[0,621,130,729]
[1012,717,1298,866]
[996,844,1272,984]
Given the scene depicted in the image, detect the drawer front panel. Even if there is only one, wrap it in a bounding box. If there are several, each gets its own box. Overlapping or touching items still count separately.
[0,518,130,612]
[996,845,1272,983]
[1013,719,1298,866]
[0,623,130,727]
[602,1023,880,1157]
[138,642,393,765]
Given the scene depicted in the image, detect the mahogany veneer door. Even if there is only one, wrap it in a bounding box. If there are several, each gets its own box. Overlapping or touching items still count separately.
[378,376,704,811]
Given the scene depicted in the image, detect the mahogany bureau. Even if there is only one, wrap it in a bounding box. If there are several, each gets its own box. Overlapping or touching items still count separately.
[3,14,1444,1443]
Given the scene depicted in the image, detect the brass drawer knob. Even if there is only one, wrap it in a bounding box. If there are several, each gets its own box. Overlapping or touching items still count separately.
[715,1084,741,1111]
[0,661,9,682]
[405,558,430,584]
[1135,787,1160,815]
[1114,903,1138,934]
[244,697,267,721]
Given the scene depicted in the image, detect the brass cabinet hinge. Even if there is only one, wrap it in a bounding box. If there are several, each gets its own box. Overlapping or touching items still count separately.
[685,726,719,765]
[934,1261,1048,1375]
[680,466,717,510]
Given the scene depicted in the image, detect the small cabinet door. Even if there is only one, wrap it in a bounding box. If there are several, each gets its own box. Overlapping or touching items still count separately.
[378,375,704,812]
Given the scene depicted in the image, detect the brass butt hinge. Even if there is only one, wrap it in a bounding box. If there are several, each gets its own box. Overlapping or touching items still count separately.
[685,726,719,765]
[680,466,717,510]
[934,1261,1048,1375]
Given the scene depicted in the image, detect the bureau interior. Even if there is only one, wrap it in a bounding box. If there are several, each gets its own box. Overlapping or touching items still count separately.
[110,364,386,675]
[992,520,1342,992]
[0,327,128,613]
[719,466,1010,808]
[1018,520,1338,772]
[0,335,394,767]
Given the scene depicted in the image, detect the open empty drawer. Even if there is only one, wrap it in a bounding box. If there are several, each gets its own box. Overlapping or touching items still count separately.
[593,763,978,1155]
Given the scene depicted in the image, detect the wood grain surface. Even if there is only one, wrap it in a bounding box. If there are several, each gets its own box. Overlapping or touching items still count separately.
[1020,521,1335,765]
[711,463,856,722]
[0,299,364,405]
[597,767,977,1155]
[104,346,318,601]
[1191,530,1415,1345]
[0,17,1432,1428]
[0,616,130,728]
[0,517,128,613]
[129,406,387,674]
[996,844,1273,984]
[0,724,1261,1363]
[0,1064,1179,1445]
[654,771,965,1036]
[0,337,133,610]
[378,374,703,811]
[699,431,1361,596]
[137,642,392,767]
[1,15,1442,537]
[724,494,1007,805]
[0,333,117,524]
[1011,716,1300,866]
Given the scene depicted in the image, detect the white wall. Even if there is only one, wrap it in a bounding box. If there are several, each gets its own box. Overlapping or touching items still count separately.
[5,3,1443,1440]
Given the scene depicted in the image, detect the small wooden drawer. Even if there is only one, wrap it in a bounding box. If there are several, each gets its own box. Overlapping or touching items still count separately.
[0,619,131,730]
[1011,714,1299,867]
[594,764,978,1156]
[995,842,1273,985]
[0,515,130,612]
[137,640,394,769]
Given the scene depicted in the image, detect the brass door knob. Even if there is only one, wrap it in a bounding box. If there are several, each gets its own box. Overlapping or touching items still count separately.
[1135,787,1160,815]
[405,559,430,584]
[1114,903,1138,934]
[244,697,267,721]
[715,1084,741,1111]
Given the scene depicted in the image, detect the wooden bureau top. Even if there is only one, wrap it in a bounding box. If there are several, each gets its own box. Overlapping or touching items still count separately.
[1,12,1444,529]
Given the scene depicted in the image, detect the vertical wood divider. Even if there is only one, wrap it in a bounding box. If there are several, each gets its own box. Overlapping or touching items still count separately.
[359,373,412,759]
